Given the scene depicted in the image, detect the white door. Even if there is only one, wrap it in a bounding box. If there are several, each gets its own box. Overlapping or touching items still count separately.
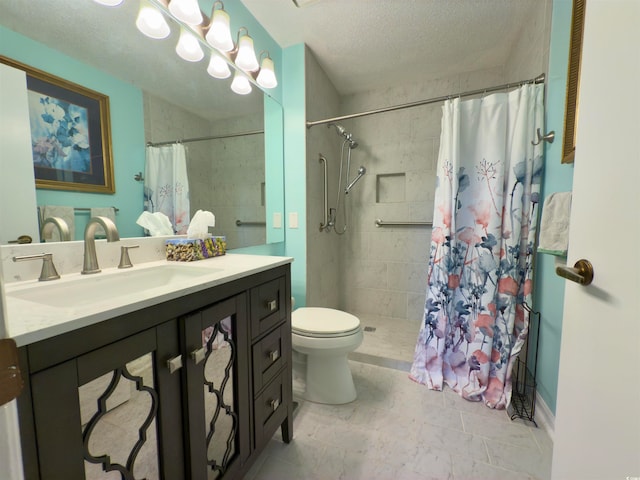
[551,1,640,479]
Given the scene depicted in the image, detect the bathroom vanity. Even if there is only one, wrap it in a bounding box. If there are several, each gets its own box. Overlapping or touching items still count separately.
[5,254,293,480]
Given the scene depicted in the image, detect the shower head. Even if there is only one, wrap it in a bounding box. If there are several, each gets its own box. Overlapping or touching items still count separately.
[345,166,366,194]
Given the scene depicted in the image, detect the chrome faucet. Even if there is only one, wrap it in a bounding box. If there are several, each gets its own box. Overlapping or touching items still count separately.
[82,216,120,274]
[40,216,71,242]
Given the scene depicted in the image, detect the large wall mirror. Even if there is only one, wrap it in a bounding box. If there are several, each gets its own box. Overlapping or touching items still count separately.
[0,0,284,249]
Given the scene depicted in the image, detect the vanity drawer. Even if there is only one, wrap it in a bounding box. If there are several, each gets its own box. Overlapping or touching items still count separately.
[254,368,289,449]
[252,323,290,394]
[250,277,286,338]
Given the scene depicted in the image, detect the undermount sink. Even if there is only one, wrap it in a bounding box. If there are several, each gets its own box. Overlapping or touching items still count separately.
[6,264,219,309]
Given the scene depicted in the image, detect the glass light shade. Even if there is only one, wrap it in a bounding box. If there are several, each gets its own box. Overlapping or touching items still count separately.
[230,71,252,95]
[256,57,277,88]
[93,0,124,5]
[168,0,203,26]
[136,3,170,39]
[205,9,234,52]
[207,53,231,79]
[235,35,259,72]
[176,28,204,62]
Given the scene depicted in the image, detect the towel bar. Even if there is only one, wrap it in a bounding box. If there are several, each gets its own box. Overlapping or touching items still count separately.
[374,219,432,227]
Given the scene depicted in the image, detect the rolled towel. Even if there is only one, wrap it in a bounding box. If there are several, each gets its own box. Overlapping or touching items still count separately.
[537,192,572,256]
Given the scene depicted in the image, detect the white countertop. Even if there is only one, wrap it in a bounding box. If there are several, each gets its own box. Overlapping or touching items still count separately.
[5,254,292,347]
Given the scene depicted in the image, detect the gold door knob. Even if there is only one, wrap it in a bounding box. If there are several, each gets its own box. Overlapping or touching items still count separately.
[556,259,594,285]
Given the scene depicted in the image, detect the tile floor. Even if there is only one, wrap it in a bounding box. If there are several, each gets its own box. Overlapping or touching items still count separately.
[246,311,553,480]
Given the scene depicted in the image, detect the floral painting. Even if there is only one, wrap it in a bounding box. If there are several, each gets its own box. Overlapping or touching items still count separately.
[0,55,115,193]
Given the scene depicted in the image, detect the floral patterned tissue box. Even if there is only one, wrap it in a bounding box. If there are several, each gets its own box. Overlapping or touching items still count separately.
[165,236,226,262]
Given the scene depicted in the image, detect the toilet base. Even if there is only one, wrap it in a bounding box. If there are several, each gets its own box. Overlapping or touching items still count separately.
[301,353,357,405]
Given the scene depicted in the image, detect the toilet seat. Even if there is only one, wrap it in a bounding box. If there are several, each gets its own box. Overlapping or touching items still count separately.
[292,307,361,338]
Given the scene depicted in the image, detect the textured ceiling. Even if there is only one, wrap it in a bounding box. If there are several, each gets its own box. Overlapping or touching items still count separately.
[241,0,537,94]
[0,0,536,119]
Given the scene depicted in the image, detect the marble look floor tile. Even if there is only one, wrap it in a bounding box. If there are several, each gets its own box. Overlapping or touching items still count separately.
[484,438,553,479]
[251,359,552,480]
[461,411,539,449]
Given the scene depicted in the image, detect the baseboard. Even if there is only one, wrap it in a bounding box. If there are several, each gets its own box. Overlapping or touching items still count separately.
[535,391,555,441]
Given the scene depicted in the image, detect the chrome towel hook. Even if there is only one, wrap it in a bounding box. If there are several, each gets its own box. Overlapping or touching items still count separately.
[532,128,555,145]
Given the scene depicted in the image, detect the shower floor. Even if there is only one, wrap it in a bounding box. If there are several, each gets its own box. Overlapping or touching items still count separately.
[349,313,420,372]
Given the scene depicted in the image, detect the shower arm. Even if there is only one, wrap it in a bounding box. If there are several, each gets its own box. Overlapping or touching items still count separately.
[319,154,329,231]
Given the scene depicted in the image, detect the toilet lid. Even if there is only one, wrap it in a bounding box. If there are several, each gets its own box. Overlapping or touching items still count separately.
[292,307,361,336]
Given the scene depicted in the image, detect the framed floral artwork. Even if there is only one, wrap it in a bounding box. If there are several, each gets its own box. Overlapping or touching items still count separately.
[0,56,115,193]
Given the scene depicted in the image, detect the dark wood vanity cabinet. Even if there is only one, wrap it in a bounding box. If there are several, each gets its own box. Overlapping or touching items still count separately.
[16,264,292,480]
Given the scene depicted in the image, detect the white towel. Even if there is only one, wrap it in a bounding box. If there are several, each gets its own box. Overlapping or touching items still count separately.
[40,205,75,241]
[90,207,117,237]
[537,192,572,256]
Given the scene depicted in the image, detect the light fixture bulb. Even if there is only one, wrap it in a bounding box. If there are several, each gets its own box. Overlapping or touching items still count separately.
[168,0,203,26]
[207,52,231,79]
[93,0,124,6]
[136,2,170,39]
[176,28,204,62]
[230,71,252,95]
[235,33,259,72]
[205,8,234,52]
[256,56,278,88]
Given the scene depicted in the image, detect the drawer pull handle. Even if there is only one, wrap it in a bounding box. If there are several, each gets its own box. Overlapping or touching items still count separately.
[167,355,183,374]
[190,347,206,365]
[269,349,280,362]
[270,398,280,411]
[266,299,277,312]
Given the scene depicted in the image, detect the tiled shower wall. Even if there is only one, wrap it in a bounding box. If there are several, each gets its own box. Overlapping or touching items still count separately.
[304,0,551,326]
[305,46,343,308]
[338,68,505,323]
[143,93,265,249]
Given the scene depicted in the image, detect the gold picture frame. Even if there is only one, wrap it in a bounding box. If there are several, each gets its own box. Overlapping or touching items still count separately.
[0,56,115,193]
[561,0,586,164]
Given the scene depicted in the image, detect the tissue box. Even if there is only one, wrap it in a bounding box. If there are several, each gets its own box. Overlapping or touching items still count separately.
[165,236,226,262]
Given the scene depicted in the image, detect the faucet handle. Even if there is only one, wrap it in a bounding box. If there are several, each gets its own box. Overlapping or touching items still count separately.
[13,253,61,281]
[118,245,140,269]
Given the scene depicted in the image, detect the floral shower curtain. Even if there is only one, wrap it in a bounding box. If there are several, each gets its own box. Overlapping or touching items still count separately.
[144,144,190,234]
[410,83,544,409]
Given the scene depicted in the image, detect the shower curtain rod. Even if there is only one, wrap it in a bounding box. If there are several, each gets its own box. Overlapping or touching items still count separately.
[147,129,264,147]
[306,73,545,128]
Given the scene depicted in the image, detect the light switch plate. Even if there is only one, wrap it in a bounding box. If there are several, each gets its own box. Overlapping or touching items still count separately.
[289,212,298,229]
[273,212,282,228]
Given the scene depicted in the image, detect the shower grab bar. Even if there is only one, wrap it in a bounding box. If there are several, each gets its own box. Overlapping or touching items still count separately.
[319,154,329,231]
[375,219,433,227]
[236,220,266,226]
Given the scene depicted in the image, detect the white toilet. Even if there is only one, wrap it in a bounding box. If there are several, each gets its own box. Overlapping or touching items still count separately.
[291,307,363,404]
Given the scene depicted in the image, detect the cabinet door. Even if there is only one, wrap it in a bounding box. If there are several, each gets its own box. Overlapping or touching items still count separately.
[182,293,250,480]
[29,321,184,480]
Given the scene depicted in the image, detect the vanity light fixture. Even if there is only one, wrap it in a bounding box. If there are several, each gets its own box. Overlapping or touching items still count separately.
[205,1,234,52]
[230,70,252,95]
[176,27,204,62]
[256,52,277,89]
[207,52,232,79]
[93,0,124,6]
[95,0,278,93]
[136,1,171,39]
[168,0,203,26]
[234,28,260,72]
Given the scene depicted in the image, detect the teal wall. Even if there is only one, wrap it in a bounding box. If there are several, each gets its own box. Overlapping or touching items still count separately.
[0,26,146,239]
[532,0,575,415]
[282,44,307,307]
